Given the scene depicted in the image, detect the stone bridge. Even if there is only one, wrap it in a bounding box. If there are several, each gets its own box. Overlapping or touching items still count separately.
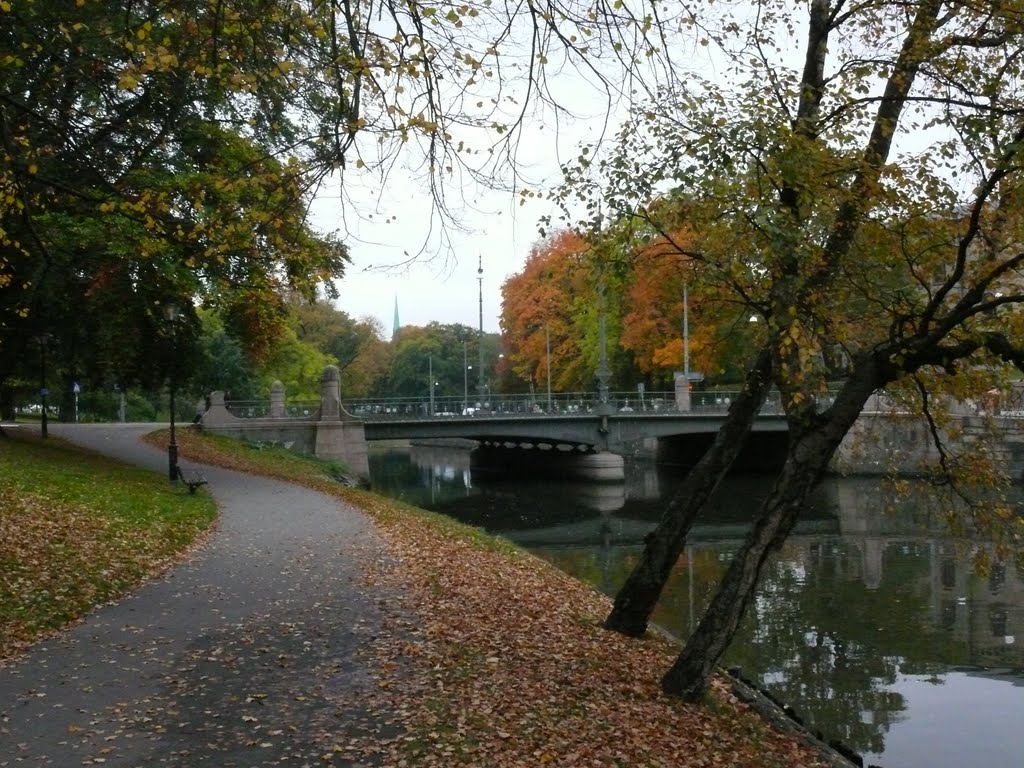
[199,366,1024,483]
[361,410,788,451]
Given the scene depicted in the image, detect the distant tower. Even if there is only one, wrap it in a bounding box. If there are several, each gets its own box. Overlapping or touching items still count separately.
[393,295,400,337]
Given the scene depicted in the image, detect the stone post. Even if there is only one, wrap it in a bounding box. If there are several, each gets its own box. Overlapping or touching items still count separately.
[270,380,286,418]
[202,391,240,425]
[319,365,341,421]
[675,372,691,412]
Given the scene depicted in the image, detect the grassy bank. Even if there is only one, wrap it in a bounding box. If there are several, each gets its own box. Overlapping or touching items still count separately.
[149,427,834,768]
[0,431,217,660]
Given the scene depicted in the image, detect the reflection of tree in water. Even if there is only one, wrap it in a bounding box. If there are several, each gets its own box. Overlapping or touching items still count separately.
[562,539,914,756]
[722,539,980,755]
[723,542,904,755]
[368,446,477,509]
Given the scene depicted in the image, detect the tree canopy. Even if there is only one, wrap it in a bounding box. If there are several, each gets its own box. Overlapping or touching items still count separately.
[0,0,354,405]
[0,0,683,413]
[500,224,759,392]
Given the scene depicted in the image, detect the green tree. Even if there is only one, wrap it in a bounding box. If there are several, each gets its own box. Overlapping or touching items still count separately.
[191,312,261,402]
[1,2,353,386]
[338,317,392,399]
[287,299,390,398]
[384,323,500,401]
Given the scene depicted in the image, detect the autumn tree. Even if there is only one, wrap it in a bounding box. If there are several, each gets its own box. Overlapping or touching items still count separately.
[501,232,592,393]
[0,1,355,412]
[1,0,681,413]
[501,229,648,396]
[618,230,758,386]
[501,224,757,394]
[544,0,1024,703]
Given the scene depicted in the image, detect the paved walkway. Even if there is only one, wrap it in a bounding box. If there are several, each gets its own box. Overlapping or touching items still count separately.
[1,424,400,766]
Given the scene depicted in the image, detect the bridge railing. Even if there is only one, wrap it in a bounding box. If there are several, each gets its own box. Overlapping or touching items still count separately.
[341,391,784,420]
[223,399,321,418]
[217,389,797,422]
[224,400,271,418]
[342,391,674,420]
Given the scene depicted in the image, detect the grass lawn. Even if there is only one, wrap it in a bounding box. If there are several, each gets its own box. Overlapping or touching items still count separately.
[0,430,217,660]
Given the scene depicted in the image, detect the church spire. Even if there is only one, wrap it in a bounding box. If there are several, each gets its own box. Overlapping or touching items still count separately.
[392,295,400,337]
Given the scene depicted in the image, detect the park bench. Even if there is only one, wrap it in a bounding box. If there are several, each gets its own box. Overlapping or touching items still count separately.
[176,466,209,494]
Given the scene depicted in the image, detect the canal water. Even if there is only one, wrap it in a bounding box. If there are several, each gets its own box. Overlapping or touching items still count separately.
[367,442,1024,768]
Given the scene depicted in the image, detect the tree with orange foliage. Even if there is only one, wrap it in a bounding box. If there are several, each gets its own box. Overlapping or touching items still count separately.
[621,235,700,387]
[500,231,594,394]
[503,225,756,397]
[621,231,763,386]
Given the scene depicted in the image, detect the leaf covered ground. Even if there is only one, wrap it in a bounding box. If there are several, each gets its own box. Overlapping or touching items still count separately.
[147,428,833,768]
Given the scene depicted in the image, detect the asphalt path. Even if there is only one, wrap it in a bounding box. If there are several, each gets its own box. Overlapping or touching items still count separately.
[1,424,401,767]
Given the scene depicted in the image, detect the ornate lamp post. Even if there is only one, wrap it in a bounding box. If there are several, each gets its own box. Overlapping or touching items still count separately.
[428,354,436,416]
[593,213,612,412]
[546,325,553,413]
[596,281,611,411]
[683,281,690,382]
[463,340,473,415]
[36,334,50,439]
[162,300,179,482]
[677,281,692,412]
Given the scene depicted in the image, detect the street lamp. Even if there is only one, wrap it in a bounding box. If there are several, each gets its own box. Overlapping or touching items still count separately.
[428,354,436,416]
[546,325,553,413]
[477,255,485,400]
[596,280,611,409]
[463,340,473,414]
[35,334,50,439]
[683,281,689,383]
[162,300,179,483]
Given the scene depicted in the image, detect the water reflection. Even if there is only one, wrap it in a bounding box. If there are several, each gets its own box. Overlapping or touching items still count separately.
[367,444,1024,768]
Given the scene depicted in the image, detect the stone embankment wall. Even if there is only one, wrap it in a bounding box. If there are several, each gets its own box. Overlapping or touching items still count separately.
[200,365,369,482]
[831,410,1024,480]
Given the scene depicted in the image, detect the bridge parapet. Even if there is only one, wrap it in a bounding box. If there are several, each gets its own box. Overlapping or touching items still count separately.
[199,370,369,482]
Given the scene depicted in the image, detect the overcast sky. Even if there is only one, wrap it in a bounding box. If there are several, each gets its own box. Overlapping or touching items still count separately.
[307,42,639,339]
[312,179,555,338]
[304,16,822,340]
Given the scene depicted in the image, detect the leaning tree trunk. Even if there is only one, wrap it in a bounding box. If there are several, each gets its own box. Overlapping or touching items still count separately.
[603,348,773,637]
[660,383,874,702]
